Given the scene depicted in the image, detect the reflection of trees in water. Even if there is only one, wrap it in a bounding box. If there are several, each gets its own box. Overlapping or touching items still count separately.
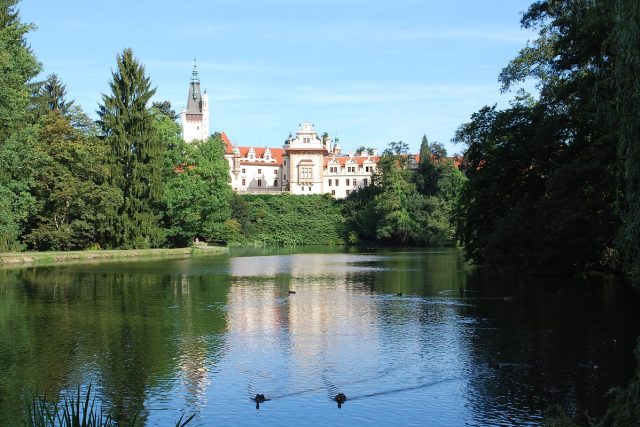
[0,260,232,424]
[458,269,640,424]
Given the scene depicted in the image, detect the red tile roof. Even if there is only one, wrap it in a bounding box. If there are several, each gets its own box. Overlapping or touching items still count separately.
[323,156,380,167]
[220,132,285,165]
[221,132,234,154]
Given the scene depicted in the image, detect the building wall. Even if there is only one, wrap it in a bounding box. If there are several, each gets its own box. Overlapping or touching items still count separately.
[288,152,325,195]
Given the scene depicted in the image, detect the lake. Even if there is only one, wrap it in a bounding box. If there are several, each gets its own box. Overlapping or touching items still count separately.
[0,247,638,426]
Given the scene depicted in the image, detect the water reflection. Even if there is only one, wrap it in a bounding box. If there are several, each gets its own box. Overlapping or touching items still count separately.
[0,249,638,426]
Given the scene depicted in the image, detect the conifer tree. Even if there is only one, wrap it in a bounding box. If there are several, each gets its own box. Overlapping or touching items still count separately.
[614,0,640,281]
[98,48,165,248]
[0,0,40,251]
[0,0,40,141]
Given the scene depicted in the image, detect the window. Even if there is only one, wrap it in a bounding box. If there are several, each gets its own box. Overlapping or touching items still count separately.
[274,179,278,187]
[258,179,262,187]
[258,169,262,174]
[348,166,355,173]
[242,168,246,173]
[308,187,312,191]
[365,166,370,172]
[331,190,336,195]
[346,190,350,196]
[353,179,357,186]
[242,178,246,186]
[300,166,312,180]
[284,174,287,180]
[335,179,339,186]
[328,179,332,186]
[274,170,278,175]
[364,178,368,186]
[301,186,304,191]
[346,179,350,186]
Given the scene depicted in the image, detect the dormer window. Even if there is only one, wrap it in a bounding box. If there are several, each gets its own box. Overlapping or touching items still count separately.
[248,148,255,160]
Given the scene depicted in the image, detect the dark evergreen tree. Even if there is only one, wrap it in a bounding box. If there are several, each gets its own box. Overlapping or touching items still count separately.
[98,48,165,248]
[151,100,179,121]
[0,0,40,142]
[613,0,640,281]
[0,0,40,251]
[36,73,75,115]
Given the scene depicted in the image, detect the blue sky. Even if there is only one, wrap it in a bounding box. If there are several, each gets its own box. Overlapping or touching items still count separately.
[19,0,536,155]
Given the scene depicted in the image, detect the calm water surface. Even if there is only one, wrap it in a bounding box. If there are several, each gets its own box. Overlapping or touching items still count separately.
[0,247,639,426]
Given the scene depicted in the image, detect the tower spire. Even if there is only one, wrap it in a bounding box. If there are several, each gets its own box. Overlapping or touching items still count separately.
[191,58,199,83]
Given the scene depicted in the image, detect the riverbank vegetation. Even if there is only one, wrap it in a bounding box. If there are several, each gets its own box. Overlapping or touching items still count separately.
[2,0,640,283]
[343,138,465,246]
[454,0,640,279]
[229,194,345,246]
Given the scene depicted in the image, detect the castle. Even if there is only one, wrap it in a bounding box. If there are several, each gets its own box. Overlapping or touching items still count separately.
[180,64,381,199]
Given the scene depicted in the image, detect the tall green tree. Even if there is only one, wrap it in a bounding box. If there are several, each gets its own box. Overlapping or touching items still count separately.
[98,48,165,248]
[613,0,640,280]
[456,0,618,273]
[151,100,179,121]
[24,111,122,250]
[0,0,40,141]
[0,0,40,251]
[35,73,74,115]
[344,139,463,246]
[164,134,232,247]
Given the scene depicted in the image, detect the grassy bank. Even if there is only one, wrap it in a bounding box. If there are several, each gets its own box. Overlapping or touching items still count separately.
[0,245,228,266]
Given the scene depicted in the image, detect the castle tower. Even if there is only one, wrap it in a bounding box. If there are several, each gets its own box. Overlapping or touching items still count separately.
[283,122,328,194]
[180,61,210,142]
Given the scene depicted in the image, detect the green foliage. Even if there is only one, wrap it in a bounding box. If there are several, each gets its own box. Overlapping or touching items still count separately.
[344,139,465,246]
[597,340,640,426]
[612,0,640,281]
[0,0,40,141]
[151,100,179,121]
[455,0,619,274]
[98,48,165,249]
[232,194,345,246]
[21,384,195,427]
[163,134,232,247]
[0,126,38,252]
[22,111,122,251]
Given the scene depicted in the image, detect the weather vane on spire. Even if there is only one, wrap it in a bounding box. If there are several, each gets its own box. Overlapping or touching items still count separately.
[191,57,199,83]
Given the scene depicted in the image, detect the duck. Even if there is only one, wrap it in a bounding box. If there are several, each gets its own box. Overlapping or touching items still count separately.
[254,394,266,409]
[335,392,347,408]
[288,290,296,295]
[396,292,403,296]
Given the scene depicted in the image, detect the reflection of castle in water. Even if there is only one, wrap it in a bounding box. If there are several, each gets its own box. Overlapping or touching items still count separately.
[225,254,383,370]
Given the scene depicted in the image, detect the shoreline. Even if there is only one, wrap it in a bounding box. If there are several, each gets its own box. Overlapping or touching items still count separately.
[0,245,228,267]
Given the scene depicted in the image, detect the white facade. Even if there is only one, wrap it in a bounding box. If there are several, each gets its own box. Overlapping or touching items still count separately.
[179,69,380,199]
[221,123,378,199]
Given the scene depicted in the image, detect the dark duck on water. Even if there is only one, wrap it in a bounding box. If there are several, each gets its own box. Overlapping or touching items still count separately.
[334,393,347,408]
[254,393,267,409]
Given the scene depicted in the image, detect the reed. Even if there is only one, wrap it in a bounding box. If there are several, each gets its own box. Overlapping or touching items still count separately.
[18,385,194,427]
